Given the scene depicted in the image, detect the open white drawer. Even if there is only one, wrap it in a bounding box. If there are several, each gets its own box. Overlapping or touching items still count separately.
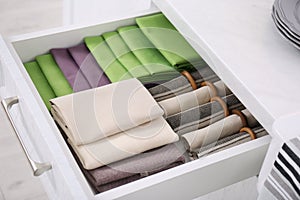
[0,1,274,200]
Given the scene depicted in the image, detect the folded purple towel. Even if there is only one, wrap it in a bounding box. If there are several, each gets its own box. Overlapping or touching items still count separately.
[50,48,91,92]
[83,140,188,193]
[68,43,111,88]
[93,161,183,193]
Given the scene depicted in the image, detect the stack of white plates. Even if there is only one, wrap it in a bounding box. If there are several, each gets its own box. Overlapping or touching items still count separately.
[272,0,300,49]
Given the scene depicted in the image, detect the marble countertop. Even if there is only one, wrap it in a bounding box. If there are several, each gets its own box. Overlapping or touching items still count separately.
[154,0,300,135]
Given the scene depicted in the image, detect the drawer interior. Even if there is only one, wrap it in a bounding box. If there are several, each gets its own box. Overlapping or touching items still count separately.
[6,10,270,199]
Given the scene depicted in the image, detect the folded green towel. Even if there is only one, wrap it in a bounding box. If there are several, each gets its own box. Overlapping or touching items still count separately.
[136,13,206,70]
[136,73,180,85]
[84,36,132,82]
[118,25,177,75]
[36,54,73,97]
[102,31,150,78]
[24,61,56,110]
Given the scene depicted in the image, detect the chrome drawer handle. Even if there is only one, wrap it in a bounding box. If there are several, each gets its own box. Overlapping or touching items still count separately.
[1,96,52,176]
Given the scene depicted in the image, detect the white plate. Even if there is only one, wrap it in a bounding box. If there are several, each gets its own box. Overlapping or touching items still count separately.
[277,0,300,36]
[272,11,300,50]
[273,0,300,40]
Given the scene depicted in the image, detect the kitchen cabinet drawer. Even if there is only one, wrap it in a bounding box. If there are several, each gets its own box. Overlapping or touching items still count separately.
[0,36,87,199]
[0,2,272,200]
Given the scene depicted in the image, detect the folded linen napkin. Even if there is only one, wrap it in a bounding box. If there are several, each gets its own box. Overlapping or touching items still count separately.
[68,43,111,88]
[197,126,267,157]
[136,13,207,70]
[50,48,91,92]
[137,72,181,86]
[66,117,179,169]
[166,94,245,135]
[36,54,73,96]
[102,31,150,78]
[183,109,257,151]
[158,80,231,117]
[23,61,56,110]
[148,67,219,102]
[50,78,164,145]
[84,36,132,82]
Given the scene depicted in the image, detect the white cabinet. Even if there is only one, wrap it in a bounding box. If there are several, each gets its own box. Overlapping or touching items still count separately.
[63,0,157,25]
[257,113,300,199]
[0,36,87,199]
[1,0,297,199]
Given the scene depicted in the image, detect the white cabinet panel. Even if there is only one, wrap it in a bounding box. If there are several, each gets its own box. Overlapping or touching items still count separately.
[0,35,89,200]
[0,2,272,199]
[0,102,48,200]
[64,0,158,25]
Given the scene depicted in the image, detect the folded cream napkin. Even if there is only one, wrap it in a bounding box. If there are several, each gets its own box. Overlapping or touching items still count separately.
[196,126,267,157]
[50,78,163,145]
[166,94,244,135]
[67,117,179,169]
[182,109,258,151]
[148,67,219,102]
[158,80,231,117]
[183,114,244,151]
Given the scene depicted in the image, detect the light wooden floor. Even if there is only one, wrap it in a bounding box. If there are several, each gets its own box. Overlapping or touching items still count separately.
[0,0,259,199]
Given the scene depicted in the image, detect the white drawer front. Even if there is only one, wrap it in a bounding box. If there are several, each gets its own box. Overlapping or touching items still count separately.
[0,37,19,98]
[0,36,89,200]
[96,136,270,200]
[1,9,271,199]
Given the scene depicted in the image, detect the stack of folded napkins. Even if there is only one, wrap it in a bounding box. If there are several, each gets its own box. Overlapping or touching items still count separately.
[83,141,188,192]
[50,78,179,170]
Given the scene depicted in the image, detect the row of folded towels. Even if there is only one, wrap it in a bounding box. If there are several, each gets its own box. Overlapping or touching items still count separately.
[50,78,267,193]
[51,78,229,169]
[50,78,254,169]
[51,77,230,148]
[24,13,208,110]
[22,13,267,193]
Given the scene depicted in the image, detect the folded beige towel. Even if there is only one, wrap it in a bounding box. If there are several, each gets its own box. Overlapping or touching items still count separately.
[50,78,163,145]
[68,117,179,169]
